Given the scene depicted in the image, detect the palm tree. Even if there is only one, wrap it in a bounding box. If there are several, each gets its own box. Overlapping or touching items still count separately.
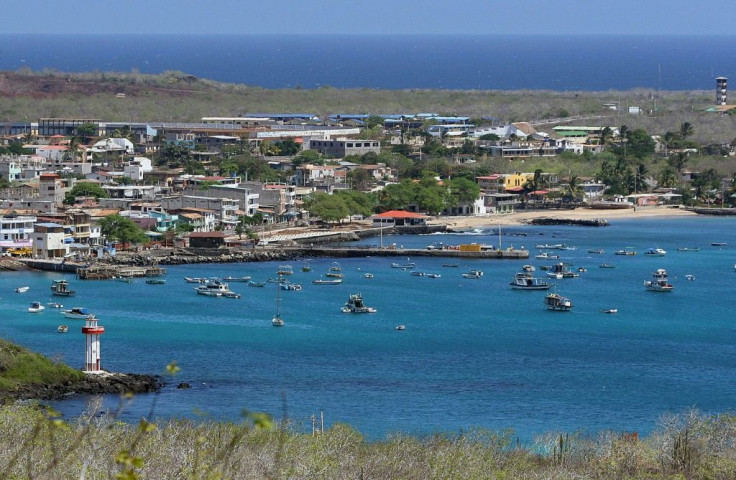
[64,135,80,162]
[657,167,679,189]
[599,126,613,146]
[679,122,694,140]
[567,175,583,201]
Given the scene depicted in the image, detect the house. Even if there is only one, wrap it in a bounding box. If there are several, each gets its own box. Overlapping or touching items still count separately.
[188,231,227,248]
[0,214,36,253]
[308,138,381,158]
[371,210,429,227]
[31,222,68,259]
[482,193,519,214]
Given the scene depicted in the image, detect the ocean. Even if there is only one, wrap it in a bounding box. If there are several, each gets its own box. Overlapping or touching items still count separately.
[1,34,734,91]
[1,216,735,441]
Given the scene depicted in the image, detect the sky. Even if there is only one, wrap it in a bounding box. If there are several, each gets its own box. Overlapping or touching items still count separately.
[7,0,736,36]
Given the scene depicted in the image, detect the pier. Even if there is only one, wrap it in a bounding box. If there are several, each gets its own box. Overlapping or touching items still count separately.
[289,246,529,260]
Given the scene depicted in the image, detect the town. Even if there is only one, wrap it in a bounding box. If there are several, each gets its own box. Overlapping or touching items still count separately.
[0,76,734,260]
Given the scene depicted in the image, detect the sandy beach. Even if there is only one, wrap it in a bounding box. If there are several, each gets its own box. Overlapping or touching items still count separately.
[428,205,698,230]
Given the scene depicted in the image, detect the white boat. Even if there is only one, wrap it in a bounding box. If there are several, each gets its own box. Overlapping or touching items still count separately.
[644,247,667,256]
[28,301,45,313]
[677,247,699,252]
[601,309,618,314]
[222,275,252,282]
[280,283,302,291]
[62,307,95,320]
[363,273,374,279]
[546,262,578,278]
[614,248,637,256]
[599,263,616,269]
[410,271,426,276]
[558,244,577,251]
[395,324,406,330]
[427,273,441,278]
[272,274,285,327]
[194,279,231,297]
[57,325,69,333]
[248,281,266,287]
[341,293,377,314]
[391,262,415,269]
[313,279,343,285]
[50,279,76,297]
[544,293,573,311]
[535,243,563,249]
[276,265,294,275]
[684,274,695,281]
[588,248,605,254]
[462,269,483,279]
[644,268,674,292]
[47,302,63,308]
[184,277,206,283]
[509,272,553,290]
[535,252,560,260]
[15,286,30,293]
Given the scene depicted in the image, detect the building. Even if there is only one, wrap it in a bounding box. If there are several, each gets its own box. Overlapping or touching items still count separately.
[31,222,68,258]
[188,231,227,248]
[38,118,100,137]
[371,210,429,227]
[308,138,381,158]
[716,77,728,105]
[0,214,37,253]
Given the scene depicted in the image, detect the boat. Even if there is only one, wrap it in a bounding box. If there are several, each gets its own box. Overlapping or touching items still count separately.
[276,265,294,275]
[535,252,560,260]
[462,269,483,279]
[324,263,344,278]
[588,249,605,254]
[267,277,287,284]
[544,292,573,311]
[341,293,377,313]
[684,274,695,281]
[644,268,674,292]
[509,271,553,290]
[677,247,700,252]
[558,244,577,251]
[711,242,727,247]
[115,276,134,283]
[15,286,29,293]
[577,267,587,273]
[272,274,285,327]
[28,301,45,313]
[535,243,563,249]
[301,261,311,273]
[313,279,343,285]
[395,324,406,330]
[614,248,637,256]
[427,273,441,278]
[50,279,76,297]
[599,263,616,268]
[410,271,426,276]
[546,262,578,278]
[47,302,63,308]
[644,247,667,256]
[248,281,266,287]
[222,276,252,282]
[57,325,68,333]
[601,309,618,314]
[522,265,535,272]
[194,279,231,297]
[222,291,242,299]
[145,279,166,285]
[391,262,415,269]
[62,307,95,320]
[184,277,206,283]
[363,273,374,279]
[441,264,459,268]
[280,283,302,291]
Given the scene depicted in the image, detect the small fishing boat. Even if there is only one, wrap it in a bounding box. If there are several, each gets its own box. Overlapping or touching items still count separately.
[391,262,415,269]
[644,268,674,292]
[341,293,377,313]
[280,283,302,291]
[614,248,637,256]
[410,271,426,277]
[184,277,206,283]
[427,273,441,278]
[57,325,69,333]
[248,281,266,287]
[395,324,406,330]
[577,267,587,273]
[363,273,374,279]
[313,279,343,285]
[644,247,667,256]
[47,302,63,308]
[509,271,553,290]
[535,252,560,260]
[50,279,76,297]
[145,279,166,285]
[546,262,578,278]
[462,269,483,279]
[677,247,700,252]
[62,307,95,320]
[222,276,252,282]
[684,274,695,281]
[711,242,727,247]
[277,265,294,275]
[301,261,312,273]
[272,274,284,327]
[599,263,616,268]
[601,309,618,314]
[544,292,573,311]
[222,291,242,299]
[441,264,459,268]
[588,249,605,254]
[28,301,45,313]
[15,286,30,293]
[115,276,134,283]
[536,243,563,249]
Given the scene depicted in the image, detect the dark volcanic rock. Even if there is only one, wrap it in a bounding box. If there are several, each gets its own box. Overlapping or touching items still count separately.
[4,372,162,401]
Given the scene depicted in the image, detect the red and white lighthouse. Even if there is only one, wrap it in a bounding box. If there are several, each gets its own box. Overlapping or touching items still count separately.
[82,315,105,372]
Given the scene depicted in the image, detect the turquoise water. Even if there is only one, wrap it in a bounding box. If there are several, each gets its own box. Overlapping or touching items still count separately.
[1,217,735,440]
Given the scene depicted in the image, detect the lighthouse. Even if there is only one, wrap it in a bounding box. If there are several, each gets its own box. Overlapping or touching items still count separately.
[82,315,105,372]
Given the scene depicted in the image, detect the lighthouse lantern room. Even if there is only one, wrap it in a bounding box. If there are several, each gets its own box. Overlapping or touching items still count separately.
[82,315,105,372]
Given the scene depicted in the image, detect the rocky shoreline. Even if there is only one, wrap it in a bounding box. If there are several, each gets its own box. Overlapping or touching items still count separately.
[524,218,610,227]
[4,372,162,402]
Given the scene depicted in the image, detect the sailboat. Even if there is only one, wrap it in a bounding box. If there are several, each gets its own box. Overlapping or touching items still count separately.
[272,273,285,327]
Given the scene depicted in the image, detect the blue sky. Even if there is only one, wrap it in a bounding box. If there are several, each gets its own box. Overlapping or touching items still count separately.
[7,0,736,35]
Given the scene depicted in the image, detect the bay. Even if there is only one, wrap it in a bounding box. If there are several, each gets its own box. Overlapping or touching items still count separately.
[0,216,735,441]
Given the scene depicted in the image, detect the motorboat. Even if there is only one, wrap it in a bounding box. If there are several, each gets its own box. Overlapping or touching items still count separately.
[194,279,231,297]
[644,247,667,256]
[395,324,406,330]
[644,268,674,292]
[427,273,441,278]
[546,262,578,278]
[248,281,266,287]
[363,273,374,279]
[57,325,69,333]
[588,249,605,254]
[341,293,377,313]
[544,293,573,311]
[222,291,242,299]
[301,261,312,272]
[535,252,560,260]
[599,263,616,268]
[391,262,415,269]
[521,265,535,273]
[324,262,344,278]
[601,309,618,314]
[62,307,95,320]
[558,244,577,251]
[535,243,563,249]
[684,274,695,281]
[441,264,459,268]
[280,283,302,291]
[28,301,45,313]
[677,247,699,252]
[410,271,426,276]
[50,279,76,297]
[115,275,134,283]
[711,242,727,247]
[462,269,483,279]
[145,279,166,285]
[614,248,637,256]
[15,286,30,293]
[577,267,587,273]
[509,271,553,290]
[276,265,294,275]
[47,302,63,308]
[313,279,343,285]
[222,276,252,282]
[184,277,206,283]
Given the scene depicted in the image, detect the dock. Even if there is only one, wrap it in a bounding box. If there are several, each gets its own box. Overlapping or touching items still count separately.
[291,246,529,260]
[76,264,167,280]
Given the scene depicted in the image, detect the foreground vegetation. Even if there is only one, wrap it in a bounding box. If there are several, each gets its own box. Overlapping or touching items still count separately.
[0,402,734,479]
[0,339,84,395]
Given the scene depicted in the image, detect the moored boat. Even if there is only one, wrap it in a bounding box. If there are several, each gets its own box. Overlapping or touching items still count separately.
[280,283,302,291]
[341,293,377,313]
[248,280,266,287]
[195,279,235,297]
[588,248,605,254]
[391,262,415,269]
[546,262,578,278]
[28,301,45,313]
[57,325,69,333]
[462,269,483,279]
[146,279,166,285]
[535,252,560,260]
[601,309,618,314]
[427,273,441,278]
[50,279,76,297]
[15,286,29,293]
[62,307,95,320]
[277,265,294,275]
[222,275,252,282]
[644,247,667,256]
[313,279,343,285]
[544,292,573,311]
[363,273,374,279]
[644,268,674,292]
[614,248,637,256]
[510,271,553,290]
[677,247,700,252]
[47,302,63,308]
[184,277,206,283]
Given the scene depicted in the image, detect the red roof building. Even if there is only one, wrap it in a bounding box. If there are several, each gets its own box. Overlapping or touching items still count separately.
[372,210,429,226]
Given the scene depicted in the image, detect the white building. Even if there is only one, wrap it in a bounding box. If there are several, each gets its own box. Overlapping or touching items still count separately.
[1,215,37,252]
[31,222,68,259]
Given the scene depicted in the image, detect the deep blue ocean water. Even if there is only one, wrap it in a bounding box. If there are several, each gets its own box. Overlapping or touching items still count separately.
[0,216,735,441]
[1,34,734,90]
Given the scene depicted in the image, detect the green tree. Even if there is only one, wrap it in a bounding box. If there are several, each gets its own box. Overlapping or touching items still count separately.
[449,177,480,204]
[64,182,108,204]
[479,133,500,141]
[273,139,301,156]
[157,144,193,168]
[679,121,694,140]
[99,214,149,246]
[292,150,323,166]
[657,167,679,189]
[75,123,98,143]
[691,168,721,201]
[305,193,350,223]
